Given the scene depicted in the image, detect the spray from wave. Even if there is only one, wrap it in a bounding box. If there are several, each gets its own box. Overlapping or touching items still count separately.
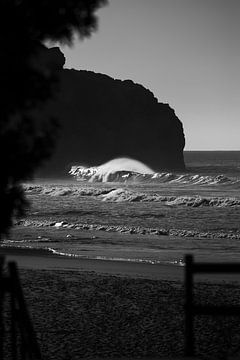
[70,158,154,183]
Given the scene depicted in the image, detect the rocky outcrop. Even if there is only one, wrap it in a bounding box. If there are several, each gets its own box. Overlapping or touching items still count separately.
[36,48,185,177]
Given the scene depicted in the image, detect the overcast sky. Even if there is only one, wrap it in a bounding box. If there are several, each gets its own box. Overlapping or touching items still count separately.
[59,0,240,150]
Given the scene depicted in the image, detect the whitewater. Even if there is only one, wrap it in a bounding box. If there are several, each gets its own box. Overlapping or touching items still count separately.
[3,151,240,266]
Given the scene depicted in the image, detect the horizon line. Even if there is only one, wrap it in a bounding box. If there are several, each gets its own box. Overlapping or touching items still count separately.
[184,149,240,152]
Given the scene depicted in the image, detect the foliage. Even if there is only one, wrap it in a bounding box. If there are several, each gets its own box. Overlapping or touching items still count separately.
[0,0,107,236]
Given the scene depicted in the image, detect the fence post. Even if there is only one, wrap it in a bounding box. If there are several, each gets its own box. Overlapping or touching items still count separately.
[185,254,194,357]
[8,261,42,360]
[10,277,17,360]
[0,256,5,360]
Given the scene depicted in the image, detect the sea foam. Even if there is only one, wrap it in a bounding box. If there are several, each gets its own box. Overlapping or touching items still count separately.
[69,165,240,186]
[23,184,240,207]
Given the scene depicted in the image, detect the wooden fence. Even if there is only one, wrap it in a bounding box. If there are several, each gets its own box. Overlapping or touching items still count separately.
[185,254,240,357]
[2,252,240,359]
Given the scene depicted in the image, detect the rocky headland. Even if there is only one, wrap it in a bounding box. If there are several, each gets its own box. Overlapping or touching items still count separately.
[35,47,185,177]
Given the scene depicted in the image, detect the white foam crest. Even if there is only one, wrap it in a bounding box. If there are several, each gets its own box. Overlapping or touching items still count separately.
[69,158,154,182]
[69,164,240,186]
[39,248,185,266]
[101,188,240,207]
[23,183,240,207]
[24,183,240,206]
[24,184,115,197]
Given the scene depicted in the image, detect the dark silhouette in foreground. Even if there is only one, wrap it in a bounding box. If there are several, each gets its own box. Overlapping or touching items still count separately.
[185,254,240,358]
[36,48,186,178]
[1,254,240,359]
[0,256,41,359]
[0,0,107,237]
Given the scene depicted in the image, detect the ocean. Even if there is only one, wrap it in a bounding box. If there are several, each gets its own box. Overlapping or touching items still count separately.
[3,151,240,266]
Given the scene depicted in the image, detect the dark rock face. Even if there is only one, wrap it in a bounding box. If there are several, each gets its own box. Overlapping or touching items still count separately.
[36,48,185,177]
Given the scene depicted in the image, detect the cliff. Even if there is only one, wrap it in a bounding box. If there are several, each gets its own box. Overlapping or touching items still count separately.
[36,48,185,177]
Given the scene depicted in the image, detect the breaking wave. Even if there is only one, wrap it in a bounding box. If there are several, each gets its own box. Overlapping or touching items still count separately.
[23,184,240,207]
[69,165,240,187]
[23,184,115,197]
[100,188,240,206]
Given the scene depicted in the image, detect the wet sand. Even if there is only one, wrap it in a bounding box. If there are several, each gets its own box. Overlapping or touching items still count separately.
[1,246,240,283]
[0,246,184,280]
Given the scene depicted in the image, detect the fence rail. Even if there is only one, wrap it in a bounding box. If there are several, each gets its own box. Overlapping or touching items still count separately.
[184,254,240,357]
[2,253,240,359]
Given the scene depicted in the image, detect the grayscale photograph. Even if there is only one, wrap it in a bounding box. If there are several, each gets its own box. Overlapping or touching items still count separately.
[0,1,240,359]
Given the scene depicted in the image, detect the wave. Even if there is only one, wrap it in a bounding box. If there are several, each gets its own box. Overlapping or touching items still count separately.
[47,250,185,266]
[15,219,240,240]
[69,165,240,186]
[101,188,240,207]
[23,184,115,197]
[23,184,240,207]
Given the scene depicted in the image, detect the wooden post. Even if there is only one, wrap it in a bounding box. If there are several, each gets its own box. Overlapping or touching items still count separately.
[10,278,17,360]
[0,256,5,360]
[8,261,42,360]
[185,254,194,357]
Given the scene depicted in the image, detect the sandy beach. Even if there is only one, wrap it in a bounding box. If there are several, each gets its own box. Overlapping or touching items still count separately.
[1,247,240,359]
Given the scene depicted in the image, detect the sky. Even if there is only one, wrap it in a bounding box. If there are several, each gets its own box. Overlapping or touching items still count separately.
[59,0,240,150]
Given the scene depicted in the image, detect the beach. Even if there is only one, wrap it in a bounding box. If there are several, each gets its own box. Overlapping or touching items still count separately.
[2,152,240,359]
[2,247,240,360]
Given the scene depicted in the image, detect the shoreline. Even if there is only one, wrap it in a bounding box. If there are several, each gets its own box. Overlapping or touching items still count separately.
[1,246,240,283]
[0,246,183,281]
